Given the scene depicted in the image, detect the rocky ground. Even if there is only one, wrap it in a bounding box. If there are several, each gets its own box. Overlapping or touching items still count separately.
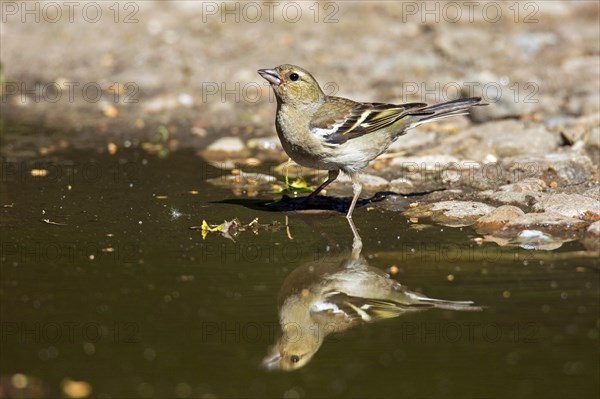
[2,1,599,251]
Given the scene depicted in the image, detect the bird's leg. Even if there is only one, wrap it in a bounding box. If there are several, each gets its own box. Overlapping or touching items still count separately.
[304,169,340,202]
[345,173,362,219]
[347,217,363,259]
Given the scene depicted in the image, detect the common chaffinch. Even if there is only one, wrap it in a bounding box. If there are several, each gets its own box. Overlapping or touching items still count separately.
[258,64,483,218]
[262,219,479,371]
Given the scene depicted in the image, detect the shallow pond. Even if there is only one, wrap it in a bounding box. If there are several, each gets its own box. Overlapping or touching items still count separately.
[1,146,598,398]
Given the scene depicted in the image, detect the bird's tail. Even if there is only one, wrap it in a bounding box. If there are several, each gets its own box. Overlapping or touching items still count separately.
[403,97,483,131]
[406,295,482,311]
[394,287,482,311]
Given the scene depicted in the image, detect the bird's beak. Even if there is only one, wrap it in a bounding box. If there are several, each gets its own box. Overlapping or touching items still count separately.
[261,349,282,370]
[258,68,283,86]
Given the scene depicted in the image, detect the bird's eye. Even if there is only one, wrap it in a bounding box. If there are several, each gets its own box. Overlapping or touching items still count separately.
[289,73,299,81]
[290,355,300,363]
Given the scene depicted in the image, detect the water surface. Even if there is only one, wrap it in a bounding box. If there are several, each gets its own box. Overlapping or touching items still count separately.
[1,147,598,398]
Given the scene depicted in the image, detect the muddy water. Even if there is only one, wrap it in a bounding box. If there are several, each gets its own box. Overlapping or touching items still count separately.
[1,147,598,398]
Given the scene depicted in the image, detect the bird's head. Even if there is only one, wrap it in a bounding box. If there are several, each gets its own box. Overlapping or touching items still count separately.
[261,322,323,371]
[258,64,325,106]
[262,340,319,371]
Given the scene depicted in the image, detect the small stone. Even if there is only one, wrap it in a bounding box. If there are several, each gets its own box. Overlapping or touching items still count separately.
[473,205,525,234]
[406,201,496,227]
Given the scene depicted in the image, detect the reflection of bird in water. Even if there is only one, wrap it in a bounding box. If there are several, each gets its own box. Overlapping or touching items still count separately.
[263,219,480,371]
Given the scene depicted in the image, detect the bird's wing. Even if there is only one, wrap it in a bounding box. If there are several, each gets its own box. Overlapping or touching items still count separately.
[310,291,431,324]
[309,97,429,145]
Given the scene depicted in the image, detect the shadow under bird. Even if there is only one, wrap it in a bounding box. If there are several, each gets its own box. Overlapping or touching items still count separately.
[262,220,480,371]
[258,64,484,218]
